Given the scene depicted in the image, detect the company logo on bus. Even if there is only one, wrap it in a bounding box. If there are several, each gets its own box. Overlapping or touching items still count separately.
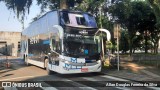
[79,30,88,34]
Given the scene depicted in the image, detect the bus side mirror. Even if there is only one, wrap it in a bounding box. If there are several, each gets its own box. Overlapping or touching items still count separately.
[49,51,59,58]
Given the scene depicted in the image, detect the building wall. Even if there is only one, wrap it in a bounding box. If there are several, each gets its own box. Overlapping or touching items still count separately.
[159,40,160,53]
[0,31,21,56]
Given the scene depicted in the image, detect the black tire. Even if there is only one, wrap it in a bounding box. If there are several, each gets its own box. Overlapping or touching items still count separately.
[92,72,101,75]
[24,55,29,66]
[23,55,25,61]
[45,59,52,75]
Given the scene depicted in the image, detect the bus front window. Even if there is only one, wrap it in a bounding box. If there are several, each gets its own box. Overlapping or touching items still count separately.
[60,11,97,28]
[64,36,100,59]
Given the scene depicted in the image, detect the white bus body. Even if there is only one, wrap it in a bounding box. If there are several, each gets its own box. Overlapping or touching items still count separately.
[21,10,105,74]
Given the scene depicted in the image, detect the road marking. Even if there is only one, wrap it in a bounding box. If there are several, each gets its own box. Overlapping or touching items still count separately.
[0,75,45,81]
[62,78,97,90]
[101,75,160,90]
[4,87,18,90]
[38,80,58,90]
[47,76,97,90]
[1,75,97,90]
[141,70,160,78]
[147,87,160,90]
[2,80,58,90]
[79,87,97,90]
[41,87,58,90]
[36,75,97,90]
[41,78,97,90]
[3,85,58,90]
[115,87,131,90]
[101,75,129,81]
[0,68,10,72]
[82,77,131,90]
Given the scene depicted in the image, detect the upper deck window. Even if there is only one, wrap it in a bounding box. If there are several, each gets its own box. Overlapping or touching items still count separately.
[60,11,97,28]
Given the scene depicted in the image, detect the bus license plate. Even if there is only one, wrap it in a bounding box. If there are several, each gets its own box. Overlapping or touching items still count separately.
[81,68,88,72]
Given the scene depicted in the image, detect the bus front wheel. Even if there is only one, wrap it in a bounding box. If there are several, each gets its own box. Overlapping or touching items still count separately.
[45,59,52,75]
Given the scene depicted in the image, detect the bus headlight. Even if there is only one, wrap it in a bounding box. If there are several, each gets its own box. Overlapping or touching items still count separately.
[65,61,69,64]
[97,60,101,64]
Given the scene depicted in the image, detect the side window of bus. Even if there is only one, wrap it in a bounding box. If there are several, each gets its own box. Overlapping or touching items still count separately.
[52,36,61,53]
[60,12,70,25]
[52,39,56,51]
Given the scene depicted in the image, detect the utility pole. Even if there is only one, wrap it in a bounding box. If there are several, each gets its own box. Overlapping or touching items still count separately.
[114,23,120,71]
[117,24,120,71]
[99,5,104,61]
[60,0,68,9]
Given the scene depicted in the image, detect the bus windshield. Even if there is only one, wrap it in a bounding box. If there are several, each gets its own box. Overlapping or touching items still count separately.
[64,36,100,58]
[60,11,97,28]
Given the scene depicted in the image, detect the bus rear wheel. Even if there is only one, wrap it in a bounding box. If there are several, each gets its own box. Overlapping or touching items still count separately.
[24,55,29,66]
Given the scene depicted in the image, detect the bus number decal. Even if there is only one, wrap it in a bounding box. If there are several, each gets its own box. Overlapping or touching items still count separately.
[63,58,83,70]
[63,63,71,71]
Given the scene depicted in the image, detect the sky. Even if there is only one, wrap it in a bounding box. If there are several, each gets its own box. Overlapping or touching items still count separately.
[0,0,41,32]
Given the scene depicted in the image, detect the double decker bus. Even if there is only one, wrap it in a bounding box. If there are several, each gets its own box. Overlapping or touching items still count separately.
[21,9,110,74]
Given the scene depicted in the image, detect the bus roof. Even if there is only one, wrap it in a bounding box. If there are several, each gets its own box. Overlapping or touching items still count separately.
[28,9,91,25]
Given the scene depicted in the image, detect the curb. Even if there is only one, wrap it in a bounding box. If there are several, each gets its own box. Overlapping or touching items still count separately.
[101,67,159,81]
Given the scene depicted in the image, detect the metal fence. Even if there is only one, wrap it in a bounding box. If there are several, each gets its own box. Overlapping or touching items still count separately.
[132,54,160,61]
[0,55,7,67]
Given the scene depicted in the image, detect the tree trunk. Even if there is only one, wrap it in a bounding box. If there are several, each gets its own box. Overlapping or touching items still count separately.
[129,39,132,56]
[145,31,148,54]
[155,42,159,54]
[152,38,159,54]
[156,44,158,54]
[60,0,68,9]
[154,44,156,54]
[145,37,148,54]
[128,31,133,56]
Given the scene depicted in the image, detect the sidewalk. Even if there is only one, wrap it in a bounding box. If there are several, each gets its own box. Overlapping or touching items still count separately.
[0,56,22,69]
[0,56,7,68]
[101,61,160,81]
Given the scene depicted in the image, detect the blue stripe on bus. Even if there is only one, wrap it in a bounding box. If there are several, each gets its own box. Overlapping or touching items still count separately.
[63,67,82,70]
[43,40,50,44]
[28,54,34,56]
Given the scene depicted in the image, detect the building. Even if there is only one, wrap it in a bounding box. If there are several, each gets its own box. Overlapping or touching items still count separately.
[159,40,160,53]
[0,31,21,56]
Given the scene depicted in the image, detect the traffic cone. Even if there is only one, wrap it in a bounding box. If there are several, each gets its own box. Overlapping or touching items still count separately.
[6,62,10,68]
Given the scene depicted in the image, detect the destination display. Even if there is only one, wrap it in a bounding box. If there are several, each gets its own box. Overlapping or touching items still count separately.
[64,26,98,35]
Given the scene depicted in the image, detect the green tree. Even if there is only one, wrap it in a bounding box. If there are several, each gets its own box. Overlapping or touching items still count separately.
[109,0,157,55]
[146,0,160,54]
[133,1,156,53]
[146,0,160,28]
[119,30,129,53]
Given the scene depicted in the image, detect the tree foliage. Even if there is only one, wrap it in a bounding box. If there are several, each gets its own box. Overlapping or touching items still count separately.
[0,0,32,23]
[146,0,160,28]
[109,1,158,54]
[0,0,83,25]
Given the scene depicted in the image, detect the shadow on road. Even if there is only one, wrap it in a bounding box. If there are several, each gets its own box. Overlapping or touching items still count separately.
[53,72,105,78]
[0,56,27,76]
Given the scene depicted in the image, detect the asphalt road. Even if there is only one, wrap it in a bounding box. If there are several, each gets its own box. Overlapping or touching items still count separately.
[0,58,159,90]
